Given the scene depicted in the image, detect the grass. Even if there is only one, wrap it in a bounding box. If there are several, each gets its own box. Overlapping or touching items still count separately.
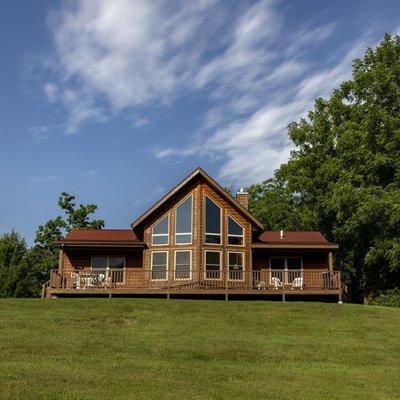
[0,299,399,400]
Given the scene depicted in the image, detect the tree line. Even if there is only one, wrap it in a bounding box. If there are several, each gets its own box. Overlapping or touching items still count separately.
[1,34,399,302]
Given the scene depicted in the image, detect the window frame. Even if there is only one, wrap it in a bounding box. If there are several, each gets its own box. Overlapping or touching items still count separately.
[174,194,193,245]
[150,251,168,281]
[174,250,192,280]
[204,250,222,280]
[151,214,170,246]
[90,256,126,283]
[227,214,245,247]
[204,195,222,245]
[269,256,303,285]
[227,251,245,281]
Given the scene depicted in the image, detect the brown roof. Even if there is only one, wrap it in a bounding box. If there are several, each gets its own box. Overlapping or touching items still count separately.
[258,231,328,244]
[253,231,338,249]
[59,229,144,247]
[131,167,264,230]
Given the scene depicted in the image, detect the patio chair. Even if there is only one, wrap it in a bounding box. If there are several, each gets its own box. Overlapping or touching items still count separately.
[271,277,283,289]
[292,277,304,290]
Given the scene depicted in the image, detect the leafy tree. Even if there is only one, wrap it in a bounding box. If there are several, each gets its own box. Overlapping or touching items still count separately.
[249,34,400,302]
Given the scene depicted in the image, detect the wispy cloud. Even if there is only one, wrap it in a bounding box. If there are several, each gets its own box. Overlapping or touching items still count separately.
[43,0,384,183]
[32,175,59,182]
[29,126,49,141]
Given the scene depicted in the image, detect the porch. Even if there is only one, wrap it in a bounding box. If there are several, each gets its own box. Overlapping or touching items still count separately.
[44,268,343,301]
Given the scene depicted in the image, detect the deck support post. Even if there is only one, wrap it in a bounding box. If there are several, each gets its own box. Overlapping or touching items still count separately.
[167,292,170,300]
[282,293,286,302]
[109,292,112,299]
[225,292,228,301]
[338,291,342,304]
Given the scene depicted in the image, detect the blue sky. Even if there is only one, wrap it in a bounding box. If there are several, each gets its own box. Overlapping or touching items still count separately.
[1,0,399,244]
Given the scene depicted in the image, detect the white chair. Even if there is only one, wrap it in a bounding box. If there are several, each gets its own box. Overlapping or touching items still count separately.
[271,277,282,289]
[292,277,304,290]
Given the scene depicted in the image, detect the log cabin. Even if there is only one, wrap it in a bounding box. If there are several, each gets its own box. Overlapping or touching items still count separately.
[44,168,343,301]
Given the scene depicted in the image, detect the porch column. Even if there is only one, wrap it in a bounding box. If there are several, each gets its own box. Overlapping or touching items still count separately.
[58,247,64,270]
[328,252,333,272]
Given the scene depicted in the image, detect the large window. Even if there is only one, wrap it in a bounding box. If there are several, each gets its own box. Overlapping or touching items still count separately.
[151,251,168,280]
[152,215,169,245]
[91,256,125,283]
[174,250,191,279]
[175,195,193,244]
[270,257,302,285]
[227,216,244,245]
[228,252,244,280]
[205,196,221,244]
[204,251,221,279]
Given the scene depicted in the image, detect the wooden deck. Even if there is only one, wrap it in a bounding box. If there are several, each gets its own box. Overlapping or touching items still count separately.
[44,269,343,301]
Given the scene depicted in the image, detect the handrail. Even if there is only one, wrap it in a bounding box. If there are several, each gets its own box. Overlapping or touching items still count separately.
[42,280,50,298]
[48,268,341,292]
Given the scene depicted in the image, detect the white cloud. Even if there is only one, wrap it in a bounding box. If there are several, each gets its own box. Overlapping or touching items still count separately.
[45,0,380,183]
[32,175,59,182]
[29,126,49,141]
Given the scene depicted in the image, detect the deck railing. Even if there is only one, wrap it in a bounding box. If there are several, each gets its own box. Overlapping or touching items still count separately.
[49,268,341,292]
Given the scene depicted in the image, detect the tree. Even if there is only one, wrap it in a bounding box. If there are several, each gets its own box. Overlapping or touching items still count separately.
[249,34,400,302]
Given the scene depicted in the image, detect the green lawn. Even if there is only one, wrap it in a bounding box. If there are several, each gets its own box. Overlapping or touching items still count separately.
[0,299,399,400]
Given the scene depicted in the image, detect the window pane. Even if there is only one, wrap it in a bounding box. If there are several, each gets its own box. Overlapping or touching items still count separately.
[229,253,243,270]
[205,197,221,234]
[228,217,243,236]
[176,196,192,234]
[270,258,285,268]
[152,235,168,245]
[176,234,192,244]
[153,215,169,235]
[109,257,125,269]
[152,252,167,279]
[287,258,302,269]
[152,252,167,266]
[228,236,243,245]
[175,251,190,279]
[92,257,107,269]
[205,252,220,267]
[205,234,221,244]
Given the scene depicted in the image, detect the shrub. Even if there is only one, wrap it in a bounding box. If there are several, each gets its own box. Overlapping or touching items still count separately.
[368,288,400,307]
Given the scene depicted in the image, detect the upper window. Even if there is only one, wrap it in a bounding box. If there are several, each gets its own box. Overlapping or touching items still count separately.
[175,195,193,244]
[205,196,221,244]
[227,216,244,246]
[152,215,169,245]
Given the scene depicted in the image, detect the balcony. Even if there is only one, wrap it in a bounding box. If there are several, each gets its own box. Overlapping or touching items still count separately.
[44,268,343,299]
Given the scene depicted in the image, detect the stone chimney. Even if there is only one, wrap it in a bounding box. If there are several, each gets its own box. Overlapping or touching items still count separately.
[236,187,249,209]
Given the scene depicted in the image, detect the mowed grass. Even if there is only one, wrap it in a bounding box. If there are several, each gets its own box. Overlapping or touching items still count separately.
[0,299,399,400]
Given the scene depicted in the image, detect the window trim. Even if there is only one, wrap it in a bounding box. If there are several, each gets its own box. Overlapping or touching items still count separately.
[204,250,222,280]
[227,251,245,281]
[174,193,193,245]
[151,214,170,246]
[174,250,192,280]
[227,214,245,247]
[204,195,222,245]
[150,251,168,281]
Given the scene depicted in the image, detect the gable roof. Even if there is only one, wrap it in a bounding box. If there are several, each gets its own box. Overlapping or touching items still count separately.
[131,167,264,230]
[59,229,144,247]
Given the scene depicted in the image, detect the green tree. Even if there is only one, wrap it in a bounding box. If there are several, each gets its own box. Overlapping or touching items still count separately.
[249,34,400,302]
